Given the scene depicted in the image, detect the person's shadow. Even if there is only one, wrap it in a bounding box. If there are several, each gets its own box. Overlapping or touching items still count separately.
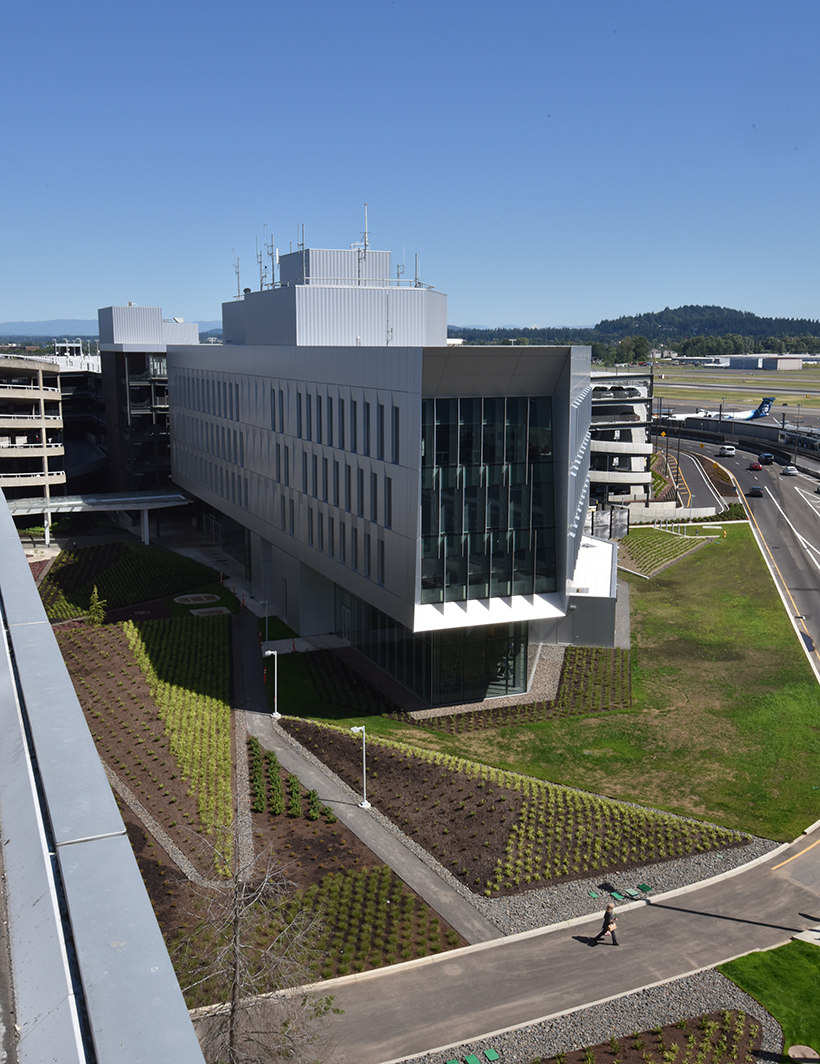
[573,935,600,948]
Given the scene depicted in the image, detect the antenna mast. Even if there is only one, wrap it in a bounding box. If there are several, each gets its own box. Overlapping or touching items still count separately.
[233,248,242,300]
[256,236,267,291]
[265,222,276,287]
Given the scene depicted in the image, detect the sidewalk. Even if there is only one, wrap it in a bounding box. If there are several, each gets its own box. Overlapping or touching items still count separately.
[234,608,501,946]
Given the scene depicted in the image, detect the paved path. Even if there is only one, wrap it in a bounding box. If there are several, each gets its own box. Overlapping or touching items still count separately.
[311,835,820,1063]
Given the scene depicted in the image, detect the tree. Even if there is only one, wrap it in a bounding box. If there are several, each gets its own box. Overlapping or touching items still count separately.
[178,825,338,1064]
[87,584,106,625]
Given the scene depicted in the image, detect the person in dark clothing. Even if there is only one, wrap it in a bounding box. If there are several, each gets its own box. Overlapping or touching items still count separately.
[593,903,619,945]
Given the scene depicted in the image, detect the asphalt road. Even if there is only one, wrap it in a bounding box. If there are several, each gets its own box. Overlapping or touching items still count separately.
[716,444,820,673]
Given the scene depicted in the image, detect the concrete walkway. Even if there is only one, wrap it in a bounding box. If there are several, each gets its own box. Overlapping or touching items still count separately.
[235,608,501,946]
[311,834,820,1063]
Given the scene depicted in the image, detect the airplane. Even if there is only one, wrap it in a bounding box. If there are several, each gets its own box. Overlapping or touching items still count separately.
[659,397,776,422]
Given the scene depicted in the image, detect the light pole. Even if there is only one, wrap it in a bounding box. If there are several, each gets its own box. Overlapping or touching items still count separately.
[263,650,280,719]
[794,405,802,463]
[350,726,371,809]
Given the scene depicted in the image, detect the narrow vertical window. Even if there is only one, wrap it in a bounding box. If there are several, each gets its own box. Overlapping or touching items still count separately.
[392,405,400,463]
[327,396,333,446]
[352,527,359,571]
[323,457,328,501]
[279,389,284,432]
[302,452,308,492]
[281,496,286,530]
[316,396,322,443]
[312,454,318,497]
[345,464,351,511]
[371,472,378,522]
[378,403,385,459]
[284,446,289,486]
[308,508,314,546]
[276,443,281,482]
[351,400,358,453]
[385,476,392,528]
[328,516,335,557]
[239,432,244,467]
[318,512,324,551]
[357,467,364,517]
[306,394,312,440]
[289,498,295,534]
[340,523,346,563]
[333,461,340,506]
[297,393,303,438]
[270,388,276,430]
[339,398,345,449]
[235,382,239,421]
[363,402,371,455]
[377,540,385,584]
[364,532,371,577]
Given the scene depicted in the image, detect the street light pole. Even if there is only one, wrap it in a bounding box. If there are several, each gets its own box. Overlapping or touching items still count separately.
[350,726,371,809]
[794,405,802,463]
[263,649,280,719]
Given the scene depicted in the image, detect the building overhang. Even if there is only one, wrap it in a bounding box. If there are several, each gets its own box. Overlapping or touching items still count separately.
[412,592,566,633]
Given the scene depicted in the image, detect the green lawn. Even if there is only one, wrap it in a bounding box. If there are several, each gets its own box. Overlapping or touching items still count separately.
[284,523,820,842]
[719,941,820,1052]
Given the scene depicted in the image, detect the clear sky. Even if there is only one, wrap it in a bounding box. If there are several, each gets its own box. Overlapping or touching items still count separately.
[3,0,819,329]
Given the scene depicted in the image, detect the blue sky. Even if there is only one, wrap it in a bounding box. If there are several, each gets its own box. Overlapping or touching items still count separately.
[3,0,818,328]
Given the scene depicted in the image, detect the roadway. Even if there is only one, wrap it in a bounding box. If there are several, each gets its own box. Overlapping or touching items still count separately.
[714,444,820,674]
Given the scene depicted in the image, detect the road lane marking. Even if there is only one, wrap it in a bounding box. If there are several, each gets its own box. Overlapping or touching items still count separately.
[772,836,820,869]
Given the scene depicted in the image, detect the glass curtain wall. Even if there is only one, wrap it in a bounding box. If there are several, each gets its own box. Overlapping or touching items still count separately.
[335,586,527,705]
[421,396,555,605]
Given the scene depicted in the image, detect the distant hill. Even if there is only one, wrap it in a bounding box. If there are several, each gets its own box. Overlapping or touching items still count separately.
[0,319,98,336]
[450,305,820,347]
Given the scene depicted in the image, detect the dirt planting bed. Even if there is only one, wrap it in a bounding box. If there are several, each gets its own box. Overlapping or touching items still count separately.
[282,719,750,897]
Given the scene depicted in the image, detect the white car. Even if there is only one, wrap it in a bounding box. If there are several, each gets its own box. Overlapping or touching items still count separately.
[782,465,798,476]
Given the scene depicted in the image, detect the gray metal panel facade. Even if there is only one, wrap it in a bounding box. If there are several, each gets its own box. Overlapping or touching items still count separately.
[98,306,164,346]
[279,247,391,286]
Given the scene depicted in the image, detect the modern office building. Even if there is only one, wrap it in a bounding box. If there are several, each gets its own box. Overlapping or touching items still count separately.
[589,369,653,506]
[167,245,617,706]
[98,304,198,491]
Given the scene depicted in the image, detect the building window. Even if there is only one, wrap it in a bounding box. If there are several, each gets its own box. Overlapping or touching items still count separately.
[363,402,370,456]
[289,498,295,535]
[301,452,308,493]
[306,395,312,440]
[385,476,392,528]
[351,400,358,453]
[276,443,281,482]
[352,527,359,571]
[281,496,286,530]
[327,396,333,445]
[364,532,371,578]
[345,464,351,511]
[339,398,345,449]
[340,523,346,564]
[377,539,385,584]
[270,388,276,431]
[297,393,303,438]
[328,516,335,557]
[377,403,385,459]
[279,389,284,433]
[284,446,289,486]
[322,457,328,501]
[318,512,324,551]
[235,382,239,421]
[357,467,364,517]
[370,471,378,522]
[333,461,340,506]
[308,508,314,546]
[244,477,248,509]
[392,405,400,463]
[239,432,244,467]
[316,396,322,443]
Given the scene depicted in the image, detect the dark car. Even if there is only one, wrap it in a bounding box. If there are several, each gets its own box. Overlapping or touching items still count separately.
[759,453,774,464]
[748,461,763,471]
[748,486,764,498]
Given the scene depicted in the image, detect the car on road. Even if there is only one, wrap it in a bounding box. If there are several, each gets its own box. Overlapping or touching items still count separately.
[759,453,774,464]
[748,461,763,470]
[782,465,798,476]
[748,486,765,498]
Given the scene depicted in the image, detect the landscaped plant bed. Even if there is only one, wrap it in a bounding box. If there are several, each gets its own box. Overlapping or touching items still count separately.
[40,541,217,621]
[617,528,718,577]
[395,648,631,734]
[537,1009,762,1064]
[281,719,750,897]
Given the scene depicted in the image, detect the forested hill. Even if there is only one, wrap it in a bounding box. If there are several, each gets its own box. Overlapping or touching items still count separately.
[449,305,820,347]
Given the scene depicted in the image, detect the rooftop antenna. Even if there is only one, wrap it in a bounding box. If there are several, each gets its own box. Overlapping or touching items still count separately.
[414,252,421,288]
[256,237,267,291]
[362,203,369,253]
[233,248,242,300]
[396,245,405,285]
[264,222,276,287]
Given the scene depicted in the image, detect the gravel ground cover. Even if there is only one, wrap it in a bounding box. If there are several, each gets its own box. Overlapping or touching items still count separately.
[399,973,781,1064]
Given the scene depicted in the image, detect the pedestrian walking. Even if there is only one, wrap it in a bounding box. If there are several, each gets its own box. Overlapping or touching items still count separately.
[593,902,619,946]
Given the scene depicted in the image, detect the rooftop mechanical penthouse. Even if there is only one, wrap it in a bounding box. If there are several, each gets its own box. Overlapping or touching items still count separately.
[166,241,617,705]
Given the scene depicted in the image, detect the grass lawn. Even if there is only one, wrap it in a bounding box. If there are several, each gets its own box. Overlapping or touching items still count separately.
[166,581,240,616]
[285,523,820,842]
[719,940,820,1052]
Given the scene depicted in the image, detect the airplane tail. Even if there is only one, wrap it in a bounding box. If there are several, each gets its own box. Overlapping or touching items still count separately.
[749,398,776,420]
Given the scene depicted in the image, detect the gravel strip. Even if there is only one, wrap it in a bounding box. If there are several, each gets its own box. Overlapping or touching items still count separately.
[272,721,780,933]
[397,969,783,1064]
[231,614,255,870]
